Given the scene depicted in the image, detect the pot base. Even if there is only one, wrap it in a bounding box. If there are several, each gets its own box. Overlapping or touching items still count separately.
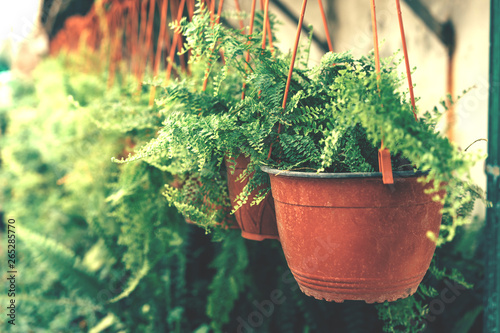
[299,285,417,304]
[293,268,422,303]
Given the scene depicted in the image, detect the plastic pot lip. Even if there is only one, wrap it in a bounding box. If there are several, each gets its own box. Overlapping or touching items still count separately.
[260,166,429,179]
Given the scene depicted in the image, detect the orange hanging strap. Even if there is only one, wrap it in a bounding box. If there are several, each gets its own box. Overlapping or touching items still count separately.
[267,0,308,160]
[136,0,148,78]
[241,0,257,99]
[216,0,224,24]
[261,0,270,50]
[210,0,216,24]
[317,0,333,52]
[260,0,274,54]
[257,0,270,98]
[154,0,168,75]
[370,0,381,76]
[258,0,274,53]
[370,0,394,184]
[185,0,194,76]
[166,0,187,80]
[216,0,226,64]
[130,0,140,78]
[202,0,225,91]
[144,0,157,69]
[163,1,172,51]
[137,0,157,91]
[281,0,307,117]
[149,0,169,106]
[395,0,418,121]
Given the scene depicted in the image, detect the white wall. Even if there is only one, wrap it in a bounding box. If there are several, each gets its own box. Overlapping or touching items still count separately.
[0,0,48,76]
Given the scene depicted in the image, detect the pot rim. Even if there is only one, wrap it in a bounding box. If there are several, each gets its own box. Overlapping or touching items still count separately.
[260,166,428,179]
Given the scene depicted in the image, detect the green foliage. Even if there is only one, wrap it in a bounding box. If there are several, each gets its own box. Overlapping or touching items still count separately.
[123,5,484,332]
[206,232,249,331]
[0,3,485,332]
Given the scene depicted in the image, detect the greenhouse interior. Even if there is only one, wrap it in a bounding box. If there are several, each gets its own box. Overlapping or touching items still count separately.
[1,0,499,332]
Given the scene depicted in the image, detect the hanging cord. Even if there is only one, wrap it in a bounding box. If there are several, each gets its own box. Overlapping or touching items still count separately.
[317,0,333,52]
[258,0,272,99]
[261,0,270,50]
[241,0,258,99]
[202,0,225,91]
[267,0,308,160]
[216,0,226,65]
[371,0,393,184]
[210,0,216,23]
[107,5,125,89]
[280,0,307,110]
[154,0,168,71]
[260,0,275,54]
[395,0,418,121]
[184,0,195,76]
[216,0,224,24]
[137,0,157,92]
[129,1,140,79]
[252,0,271,99]
[166,0,187,80]
[149,0,169,106]
[370,0,381,77]
[135,0,148,78]
[163,1,172,53]
[172,0,188,72]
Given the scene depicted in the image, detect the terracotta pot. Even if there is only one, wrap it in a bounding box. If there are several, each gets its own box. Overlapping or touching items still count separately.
[225,155,279,241]
[262,167,443,303]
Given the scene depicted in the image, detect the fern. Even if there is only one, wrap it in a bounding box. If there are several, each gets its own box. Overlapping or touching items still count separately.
[206,232,249,332]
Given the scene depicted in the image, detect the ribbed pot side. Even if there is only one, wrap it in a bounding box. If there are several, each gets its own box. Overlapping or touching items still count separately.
[225,156,279,241]
[263,167,443,303]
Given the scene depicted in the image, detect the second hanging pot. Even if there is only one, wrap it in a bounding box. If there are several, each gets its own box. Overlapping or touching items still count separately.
[225,155,279,241]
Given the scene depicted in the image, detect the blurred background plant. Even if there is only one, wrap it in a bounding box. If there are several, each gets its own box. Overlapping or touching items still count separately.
[0,0,489,332]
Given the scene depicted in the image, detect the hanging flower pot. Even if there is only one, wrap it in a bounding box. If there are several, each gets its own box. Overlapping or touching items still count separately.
[225,155,279,241]
[262,167,443,303]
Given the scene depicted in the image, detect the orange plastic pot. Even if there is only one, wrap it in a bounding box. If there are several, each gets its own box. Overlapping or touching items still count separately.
[262,167,443,303]
[225,155,279,241]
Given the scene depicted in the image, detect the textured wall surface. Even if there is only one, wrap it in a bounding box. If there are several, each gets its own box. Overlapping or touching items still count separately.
[0,0,48,77]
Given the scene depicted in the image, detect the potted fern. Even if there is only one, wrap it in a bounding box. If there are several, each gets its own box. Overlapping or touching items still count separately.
[120,4,281,240]
[231,50,482,303]
[119,3,481,304]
